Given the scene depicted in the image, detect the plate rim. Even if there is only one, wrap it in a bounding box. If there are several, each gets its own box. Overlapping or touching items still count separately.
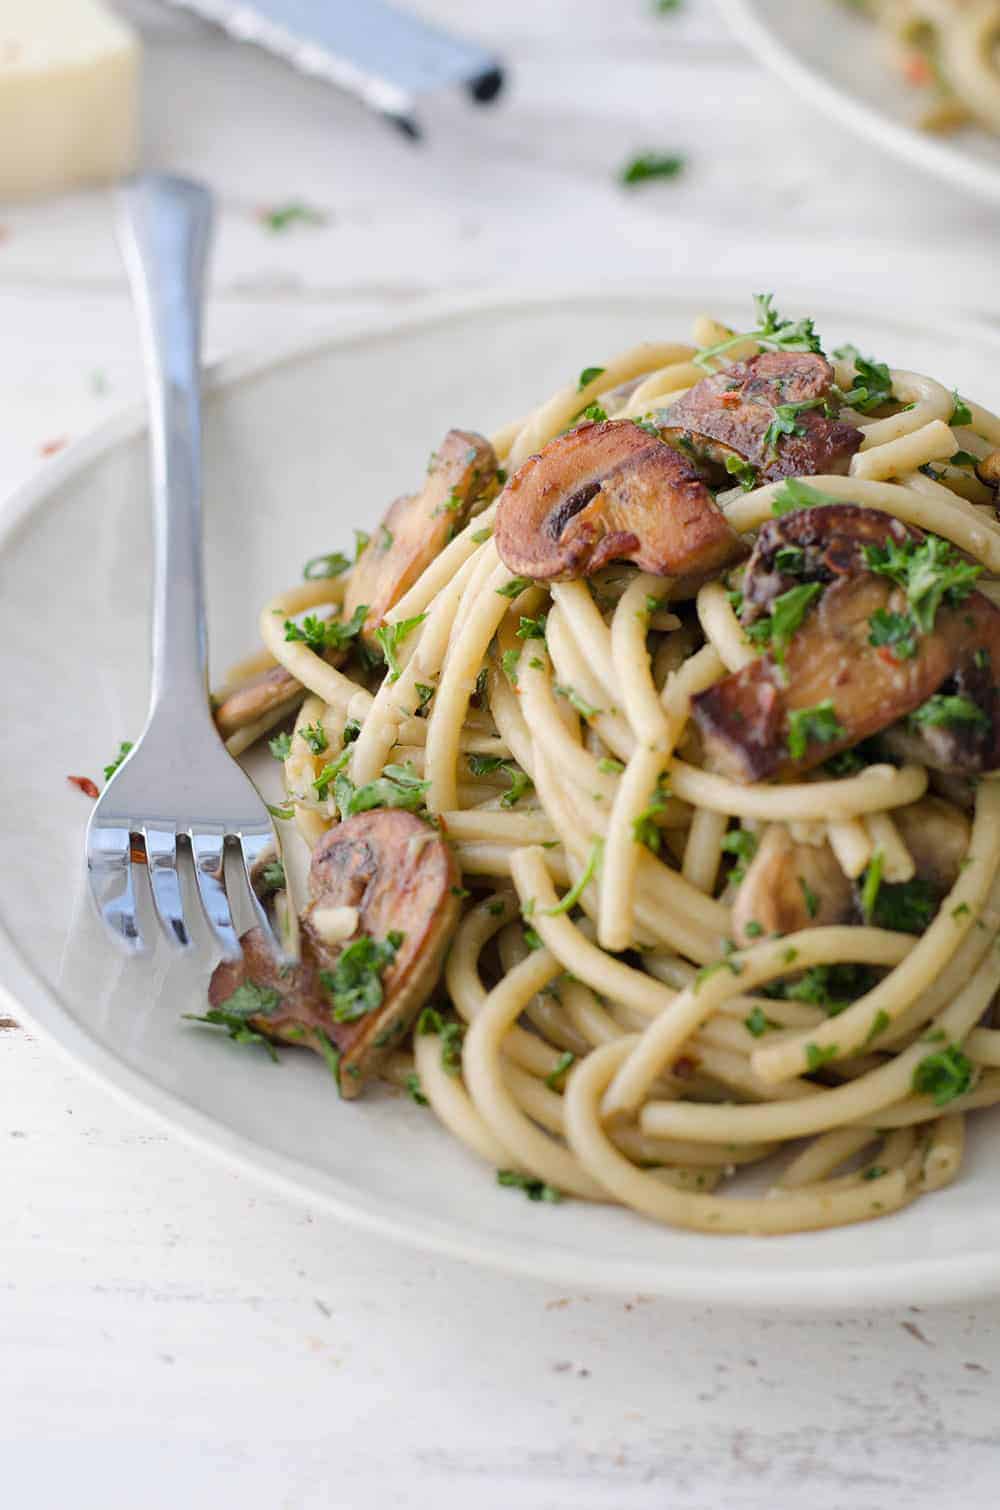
[718,0,1000,206]
[7,283,1000,1310]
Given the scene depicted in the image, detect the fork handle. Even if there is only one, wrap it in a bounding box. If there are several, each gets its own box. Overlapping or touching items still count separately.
[118,174,215,727]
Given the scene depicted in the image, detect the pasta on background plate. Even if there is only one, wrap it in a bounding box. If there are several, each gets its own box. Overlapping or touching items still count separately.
[849,0,1000,134]
[199,294,1000,1237]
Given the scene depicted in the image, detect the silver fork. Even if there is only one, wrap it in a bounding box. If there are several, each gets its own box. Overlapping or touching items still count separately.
[87,173,284,960]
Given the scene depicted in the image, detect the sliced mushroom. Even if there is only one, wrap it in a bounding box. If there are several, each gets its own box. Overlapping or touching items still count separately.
[976,449,1000,491]
[890,796,971,894]
[740,503,910,624]
[206,810,460,1097]
[213,664,304,739]
[345,429,499,646]
[692,505,1000,781]
[877,651,1000,774]
[731,825,854,945]
[658,352,862,483]
[494,418,745,588]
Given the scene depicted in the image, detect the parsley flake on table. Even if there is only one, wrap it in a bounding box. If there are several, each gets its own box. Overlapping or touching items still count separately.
[619,152,686,186]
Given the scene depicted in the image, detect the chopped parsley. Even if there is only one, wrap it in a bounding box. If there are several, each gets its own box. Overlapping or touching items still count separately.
[502,648,521,685]
[862,533,981,634]
[695,293,823,371]
[576,402,608,424]
[497,576,533,599]
[721,826,758,885]
[300,721,328,755]
[353,529,370,561]
[554,683,599,719]
[467,753,533,807]
[266,801,294,821]
[950,391,973,427]
[860,850,884,923]
[912,1044,974,1105]
[771,477,842,515]
[724,454,758,491]
[545,1051,576,1090]
[417,1006,465,1074]
[284,603,367,653]
[774,544,806,574]
[950,451,979,469]
[183,980,280,1060]
[761,398,828,461]
[405,1072,428,1106]
[332,761,431,820]
[516,614,548,640]
[312,1028,342,1090]
[868,608,918,661]
[744,1005,777,1038]
[764,963,876,1015]
[103,740,134,781]
[597,757,625,775]
[909,693,989,731]
[320,931,403,1023]
[374,612,426,681]
[544,839,602,916]
[745,581,822,662]
[578,365,606,390]
[865,1009,890,1045]
[268,731,293,760]
[786,700,845,760]
[415,682,435,712]
[302,551,351,580]
[799,876,819,919]
[496,1170,563,1202]
[805,1042,838,1071]
[841,354,893,413]
[871,877,938,935]
[632,780,671,853]
[620,152,686,186]
[260,860,285,893]
[470,527,492,544]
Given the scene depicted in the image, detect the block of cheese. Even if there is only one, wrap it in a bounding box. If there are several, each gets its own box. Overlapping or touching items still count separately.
[0,0,140,200]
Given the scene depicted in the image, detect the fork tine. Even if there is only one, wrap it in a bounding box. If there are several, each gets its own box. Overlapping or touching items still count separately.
[190,828,241,959]
[143,826,190,947]
[87,824,145,952]
[238,830,293,962]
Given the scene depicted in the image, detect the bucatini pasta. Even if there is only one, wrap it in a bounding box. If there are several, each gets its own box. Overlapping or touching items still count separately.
[199,294,1000,1237]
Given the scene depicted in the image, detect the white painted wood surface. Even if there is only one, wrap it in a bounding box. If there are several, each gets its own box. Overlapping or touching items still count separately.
[3,3,1000,1503]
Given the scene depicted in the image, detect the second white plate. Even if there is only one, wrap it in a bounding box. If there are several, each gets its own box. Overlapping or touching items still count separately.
[720,0,1000,205]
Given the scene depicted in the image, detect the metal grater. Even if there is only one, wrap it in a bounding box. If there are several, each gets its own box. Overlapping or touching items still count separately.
[158,0,504,136]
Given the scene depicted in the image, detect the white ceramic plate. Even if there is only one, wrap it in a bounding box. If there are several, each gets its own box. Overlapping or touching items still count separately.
[720,0,1000,205]
[5,288,1000,1309]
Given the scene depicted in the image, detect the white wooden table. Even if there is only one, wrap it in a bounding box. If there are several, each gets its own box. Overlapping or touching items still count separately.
[4,3,1000,1504]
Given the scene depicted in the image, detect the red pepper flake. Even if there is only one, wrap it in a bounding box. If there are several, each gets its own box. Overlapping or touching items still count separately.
[875,645,900,668]
[901,51,932,88]
[67,775,99,799]
[39,436,69,458]
[719,392,741,409]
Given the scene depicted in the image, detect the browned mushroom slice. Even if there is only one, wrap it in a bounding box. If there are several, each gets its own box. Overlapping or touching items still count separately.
[658,352,862,483]
[213,664,304,739]
[877,651,1000,774]
[740,503,911,624]
[345,429,498,645]
[692,506,1000,782]
[494,419,745,587]
[731,826,854,946]
[976,449,1000,491]
[206,810,460,1097]
[890,796,971,894]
